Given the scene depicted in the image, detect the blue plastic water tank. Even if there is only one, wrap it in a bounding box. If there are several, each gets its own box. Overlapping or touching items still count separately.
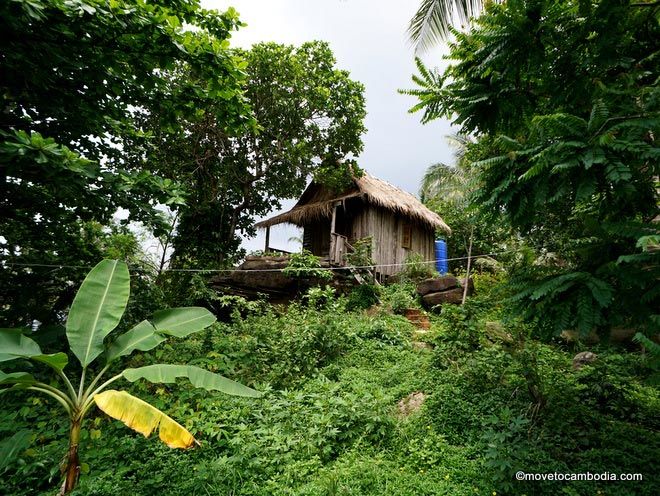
[435,240,448,274]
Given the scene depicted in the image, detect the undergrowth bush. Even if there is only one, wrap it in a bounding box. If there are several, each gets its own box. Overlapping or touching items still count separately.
[381,282,418,314]
[399,252,437,282]
[283,250,332,281]
[345,284,381,311]
[1,278,658,496]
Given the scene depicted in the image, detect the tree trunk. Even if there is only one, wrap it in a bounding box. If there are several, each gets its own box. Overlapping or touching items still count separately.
[61,419,81,494]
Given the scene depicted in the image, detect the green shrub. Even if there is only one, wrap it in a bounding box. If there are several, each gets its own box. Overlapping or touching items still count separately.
[344,237,375,268]
[282,250,332,280]
[381,282,418,314]
[2,271,658,496]
[346,284,381,311]
[355,315,411,347]
[303,285,340,310]
[400,252,437,282]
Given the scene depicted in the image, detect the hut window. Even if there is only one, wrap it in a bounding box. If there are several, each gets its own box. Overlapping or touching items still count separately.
[402,223,412,249]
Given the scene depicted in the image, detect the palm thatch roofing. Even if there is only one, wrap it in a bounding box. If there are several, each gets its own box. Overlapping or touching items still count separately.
[256,172,450,233]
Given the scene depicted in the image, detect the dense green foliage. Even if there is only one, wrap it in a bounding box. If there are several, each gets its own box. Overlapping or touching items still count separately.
[1,0,367,329]
[145,41,366,265]
[0,0,251,326]
[418,136,515,271]
[1,281,657,495]
[0,260,257,493]
[403,0,659,338]
[2,1,658,494]
[282,251,333,281]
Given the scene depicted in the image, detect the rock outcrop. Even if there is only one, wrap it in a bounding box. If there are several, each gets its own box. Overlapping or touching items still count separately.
[417,276,473,310]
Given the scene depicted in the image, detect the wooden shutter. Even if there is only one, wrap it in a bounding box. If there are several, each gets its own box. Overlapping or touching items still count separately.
[402,223,412,249]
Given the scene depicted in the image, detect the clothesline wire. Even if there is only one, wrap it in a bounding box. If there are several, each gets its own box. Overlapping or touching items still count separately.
[4,249,520,274]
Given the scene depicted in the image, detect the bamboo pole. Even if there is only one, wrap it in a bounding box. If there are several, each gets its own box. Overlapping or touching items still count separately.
[462,226,474,305]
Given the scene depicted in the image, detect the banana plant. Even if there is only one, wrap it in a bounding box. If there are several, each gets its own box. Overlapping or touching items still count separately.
[0,260,261,494]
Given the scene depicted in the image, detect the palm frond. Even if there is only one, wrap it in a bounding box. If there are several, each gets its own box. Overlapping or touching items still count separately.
[408,0,485,53]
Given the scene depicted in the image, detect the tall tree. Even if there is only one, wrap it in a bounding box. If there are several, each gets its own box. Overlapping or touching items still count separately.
[420,135,513,273]
[404,0,659,337]
[143,41,367,266]
[0,0,252,325]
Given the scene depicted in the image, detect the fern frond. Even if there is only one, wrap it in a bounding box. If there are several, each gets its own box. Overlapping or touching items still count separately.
[531,113,588,139]
[587,100,609,133]
[584,277,614,308]
[472,155,509,168]
[605,162,632,183]
[576,289,597,335]
[575,176,596,201]
[633,332,660,358]
[519,160,547,181]
[529,272,583,301]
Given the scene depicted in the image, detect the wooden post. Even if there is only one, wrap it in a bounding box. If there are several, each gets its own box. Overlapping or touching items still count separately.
[264,226,270,252]
[329,204,338,263]
[330,204,337,234]
[462,226,474,305]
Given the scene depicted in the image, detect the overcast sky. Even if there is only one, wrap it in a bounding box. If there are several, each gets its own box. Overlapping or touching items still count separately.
[206,0,456,252]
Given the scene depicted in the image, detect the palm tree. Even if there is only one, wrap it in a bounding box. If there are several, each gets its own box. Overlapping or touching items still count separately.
[420,163,466,203]
[419,135,475,303]
[420,133,474,202]
[407,0,486,53]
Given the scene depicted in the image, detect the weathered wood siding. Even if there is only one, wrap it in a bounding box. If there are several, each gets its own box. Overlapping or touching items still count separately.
[350,205,435,277]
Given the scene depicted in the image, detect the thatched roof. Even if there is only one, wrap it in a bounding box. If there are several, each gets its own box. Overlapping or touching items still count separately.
[256,172,450,233]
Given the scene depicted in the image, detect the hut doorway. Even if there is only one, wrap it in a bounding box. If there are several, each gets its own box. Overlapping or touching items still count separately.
[302,219,331,256]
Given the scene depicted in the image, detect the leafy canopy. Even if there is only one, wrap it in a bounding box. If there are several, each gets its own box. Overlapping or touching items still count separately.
[0,0,252,325]
[403,0,659,336]
[142,41,367,265]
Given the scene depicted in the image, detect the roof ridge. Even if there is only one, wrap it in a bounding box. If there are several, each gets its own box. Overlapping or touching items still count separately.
[256,171,450,233]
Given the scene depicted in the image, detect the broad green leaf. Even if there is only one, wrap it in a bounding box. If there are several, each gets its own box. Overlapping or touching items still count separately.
[0,331,66,371]
[66,260,130,367]
[122,364,262,398]
[106,320,166,362]
[0,430,32,471]
[30,353,68,372]
[0,329,42,362]
[151,307,216,338]
[94,390,196,449]
[0,370,37,394]
[0,370,35,387]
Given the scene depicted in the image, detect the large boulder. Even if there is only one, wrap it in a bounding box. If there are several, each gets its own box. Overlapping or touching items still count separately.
[210,255,297,297]
[422,287,464,307]
[226,269,295,291]
[417,276,459,296]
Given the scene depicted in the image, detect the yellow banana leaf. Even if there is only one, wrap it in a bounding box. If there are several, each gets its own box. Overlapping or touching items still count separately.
[94,390,197,449]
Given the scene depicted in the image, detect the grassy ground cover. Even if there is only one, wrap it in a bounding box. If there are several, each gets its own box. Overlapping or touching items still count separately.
[1,282,657,495]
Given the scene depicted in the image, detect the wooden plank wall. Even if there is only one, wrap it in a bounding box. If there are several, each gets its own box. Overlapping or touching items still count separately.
[351,206,435,277]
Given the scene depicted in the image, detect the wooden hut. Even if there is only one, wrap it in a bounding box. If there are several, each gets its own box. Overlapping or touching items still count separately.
[256,173,450,277]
